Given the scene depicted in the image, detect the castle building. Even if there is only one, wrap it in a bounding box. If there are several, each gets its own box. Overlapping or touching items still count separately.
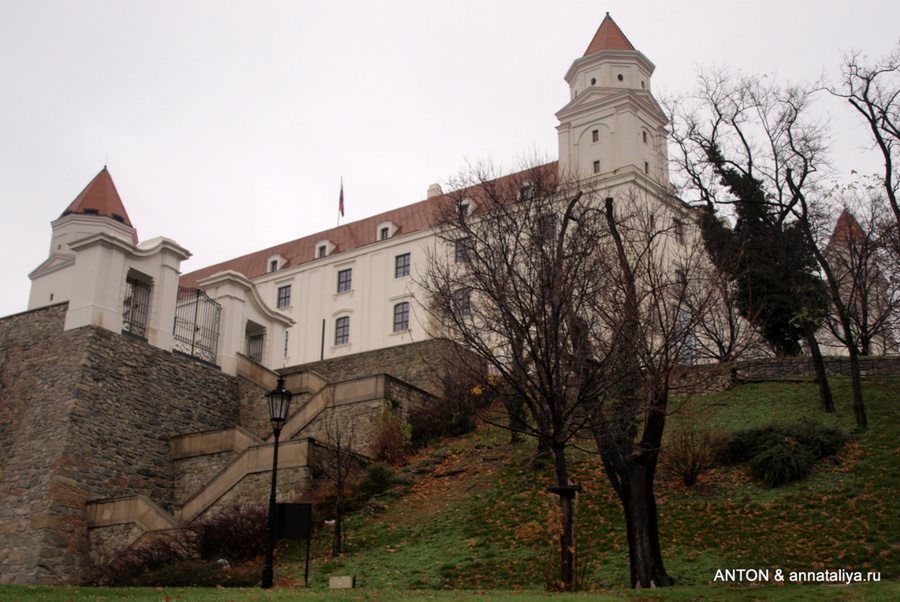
[27,14,676,378]
[1,14,683,584]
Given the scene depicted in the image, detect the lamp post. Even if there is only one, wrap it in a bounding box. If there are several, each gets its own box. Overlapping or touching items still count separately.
[261,376,292,589]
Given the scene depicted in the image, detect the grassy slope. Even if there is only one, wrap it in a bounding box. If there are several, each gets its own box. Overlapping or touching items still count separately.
[1,377,898,601]
[289,377,900,595]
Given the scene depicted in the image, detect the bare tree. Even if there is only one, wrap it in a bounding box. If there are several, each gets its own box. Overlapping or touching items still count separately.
[667,71,851,417]
[822,198,900,355]
[422,161,712,588]
[315,391,363,556]
[833,44,900,232]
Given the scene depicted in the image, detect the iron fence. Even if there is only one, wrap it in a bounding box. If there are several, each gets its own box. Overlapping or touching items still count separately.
[174,287,221,364]
[122,277,151,338]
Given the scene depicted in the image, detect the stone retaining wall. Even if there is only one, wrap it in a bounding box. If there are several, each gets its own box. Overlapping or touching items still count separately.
[0,304,242,584]
[284,339,453,396]
[734,356,900,380]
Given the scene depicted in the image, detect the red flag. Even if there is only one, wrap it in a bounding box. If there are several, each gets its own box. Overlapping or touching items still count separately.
[339,181,344,217]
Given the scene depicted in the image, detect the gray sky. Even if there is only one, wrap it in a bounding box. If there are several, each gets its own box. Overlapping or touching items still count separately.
[2,0,898,318]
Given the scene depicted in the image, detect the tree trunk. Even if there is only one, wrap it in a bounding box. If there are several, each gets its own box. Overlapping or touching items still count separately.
[332,493,344,556]
[617,462,672,588]
[848,350,869,430]
[551,444,576,591]
[803,325,835,413]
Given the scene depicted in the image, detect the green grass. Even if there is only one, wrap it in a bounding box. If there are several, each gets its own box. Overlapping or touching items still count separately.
[4,377,897,600]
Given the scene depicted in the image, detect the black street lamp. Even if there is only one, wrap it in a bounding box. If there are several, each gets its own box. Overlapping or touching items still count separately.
[261,376,292,589]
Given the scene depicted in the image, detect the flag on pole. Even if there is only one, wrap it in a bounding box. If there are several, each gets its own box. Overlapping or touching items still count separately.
[339,179,345,217]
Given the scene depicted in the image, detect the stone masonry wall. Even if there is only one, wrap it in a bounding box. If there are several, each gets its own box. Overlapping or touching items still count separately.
[734,356,900,380]
[284,339,454,396]
[0,305,242,584]
[174,452,238,506]
[0,304,85,584]
[298,399,388,458]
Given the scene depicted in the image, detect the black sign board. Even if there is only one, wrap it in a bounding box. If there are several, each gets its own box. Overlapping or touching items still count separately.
[276,503,312,541]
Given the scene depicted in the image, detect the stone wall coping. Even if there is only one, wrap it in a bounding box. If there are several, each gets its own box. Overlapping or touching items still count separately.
[170,426,263,460]
[0,300,69,322]
[86,494,178,531]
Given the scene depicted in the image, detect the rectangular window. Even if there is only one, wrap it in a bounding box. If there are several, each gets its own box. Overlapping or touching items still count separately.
[393,302,410,332]
[247,333,264,363]
[318,245,327,258]
[592,129,599,143]
[644,161,650,174]
[673,218,685,245]
[337,268,352,292]
[380,227,390,240]
[453,288,471,316]
[335,316,349,345]
[593,160,601,174]
[270,259,278,272]
[277,285,291,308]
[395,253,411,278]
[455,237,473,263]
[284,331,289,358]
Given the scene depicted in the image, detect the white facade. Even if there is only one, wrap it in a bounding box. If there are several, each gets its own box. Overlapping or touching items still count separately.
[26,13,694,375]
[233,229,432,369]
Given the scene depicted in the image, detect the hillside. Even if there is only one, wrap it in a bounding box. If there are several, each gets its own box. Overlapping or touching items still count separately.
[269,376,900,597]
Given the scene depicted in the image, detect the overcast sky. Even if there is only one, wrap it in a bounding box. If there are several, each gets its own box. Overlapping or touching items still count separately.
[2,0,898,318]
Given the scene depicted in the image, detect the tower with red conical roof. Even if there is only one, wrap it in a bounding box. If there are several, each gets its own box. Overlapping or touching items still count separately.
[28,167,190,352]
[29,168,139,310]
[556,13,669,188]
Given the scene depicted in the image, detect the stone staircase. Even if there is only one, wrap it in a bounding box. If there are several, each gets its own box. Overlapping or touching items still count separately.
[84,355,436,550]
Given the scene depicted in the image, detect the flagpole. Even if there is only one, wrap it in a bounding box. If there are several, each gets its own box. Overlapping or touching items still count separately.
[338,177,344,227]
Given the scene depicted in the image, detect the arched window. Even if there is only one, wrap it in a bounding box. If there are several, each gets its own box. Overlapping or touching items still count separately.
[335,316,350,345]
[393,302,410,332]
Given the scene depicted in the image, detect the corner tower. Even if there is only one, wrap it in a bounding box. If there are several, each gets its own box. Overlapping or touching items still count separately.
[556,13,669,188]
[28,167,139,310]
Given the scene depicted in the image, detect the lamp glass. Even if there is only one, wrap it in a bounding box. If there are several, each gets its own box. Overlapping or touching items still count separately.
[266,377,293,424]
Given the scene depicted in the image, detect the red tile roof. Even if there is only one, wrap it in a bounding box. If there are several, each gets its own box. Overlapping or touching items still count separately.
[179,163,558,290]
[827,209,867,248]
[583,13,635,56]
[61,167,133,226]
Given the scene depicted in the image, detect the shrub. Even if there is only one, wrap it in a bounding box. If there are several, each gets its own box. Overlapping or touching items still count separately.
[82,505,268,586]
[793,418,847,459]
[718,426,784,465]
[186,504,268,564]
[718,420,846,488]
[374,408,412,465]
[660,419,716,486]
[408,370,488,449]
[749,438,816,487]
[355,462,395,500]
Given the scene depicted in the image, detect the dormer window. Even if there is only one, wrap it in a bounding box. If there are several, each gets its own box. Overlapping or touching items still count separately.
[315,239,336,259]
[267,254,286,273]
[457,197,476,219]
[375,220,398,241]
[83,208,100,216]
[519,180,535,201]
